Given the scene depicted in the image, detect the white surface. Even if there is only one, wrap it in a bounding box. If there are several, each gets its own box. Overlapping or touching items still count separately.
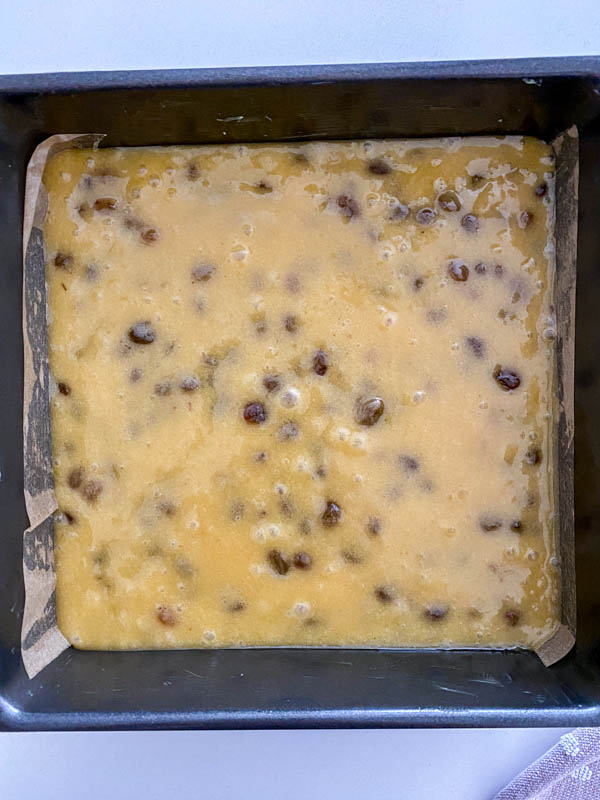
[0,728,572,799]
[0,1,596,798]
[0,0,599,74]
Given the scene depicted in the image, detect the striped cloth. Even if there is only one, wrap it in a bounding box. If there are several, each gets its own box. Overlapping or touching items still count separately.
[495,729,600,799]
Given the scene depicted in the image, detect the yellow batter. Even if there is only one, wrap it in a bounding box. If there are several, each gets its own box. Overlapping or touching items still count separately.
[43,137,559,650]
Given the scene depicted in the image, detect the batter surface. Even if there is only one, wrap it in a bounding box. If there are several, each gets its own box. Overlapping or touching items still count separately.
[43,137,559,650]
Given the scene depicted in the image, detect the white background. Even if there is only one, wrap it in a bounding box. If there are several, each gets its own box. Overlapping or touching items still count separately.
[0,728,572,799]
[0,0,599,73]
[1,1,598,797]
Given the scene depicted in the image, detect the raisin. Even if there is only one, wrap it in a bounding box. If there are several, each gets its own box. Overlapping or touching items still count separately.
[58,381,71,396]
[504,609,521,627]
[277,421,299,440]
[399,455,419,472]
[82,479,103,502]
[535,182,548,197]
[322,500,342,527]
[390,204,409,221]
[141,228,160,244]
[192,263,215,282]
[510,520,524,533]
[284,315,298,333]
[129,367,143,383]
[228,601,245,613]
[480,516,502,532]
[461,214,479,233]
[525,447,542,465]
[474,262,487,275]
[466,336,485,358]
[437,190,461,212]
[180,375,200,392]
[154,381,172,396]
[519,210,533,228]
[494,264,504,277]
[368,158,391,175]
[374,584,397,603]
[313,350,329,376]
[293,551,313,570]
[448,259,469,282]
[263,374,282,393]
[337,195,360,219]
[493,365,521,391]
[54,252,73,270]
[187,163,200,181]
[68,467,84,489]
[254,451,268,462]
[424,604,449,621]
[367,516,381,536]
[413,277,425,291]
[416,207,436,226]
[341,549,362,564]
[268,549,290,575]
[157,606,177,626]
[93,197,116,211]
[255,180,273,194]
[355,396,385,427]
[243,401,267,424]
[129,321,156,344]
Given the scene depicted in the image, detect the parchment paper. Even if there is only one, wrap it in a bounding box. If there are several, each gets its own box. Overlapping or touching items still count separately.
[21,134,104,678]
[536,125,578,667]
[21,130,578,678]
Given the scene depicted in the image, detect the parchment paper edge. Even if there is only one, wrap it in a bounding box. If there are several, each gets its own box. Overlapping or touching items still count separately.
[533,125,578,667]
[21,134,105,679]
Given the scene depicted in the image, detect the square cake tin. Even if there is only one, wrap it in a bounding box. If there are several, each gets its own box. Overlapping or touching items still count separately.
[1,56,599,730]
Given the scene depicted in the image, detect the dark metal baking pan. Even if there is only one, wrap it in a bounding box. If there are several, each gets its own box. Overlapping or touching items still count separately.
[1,56,600,731]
